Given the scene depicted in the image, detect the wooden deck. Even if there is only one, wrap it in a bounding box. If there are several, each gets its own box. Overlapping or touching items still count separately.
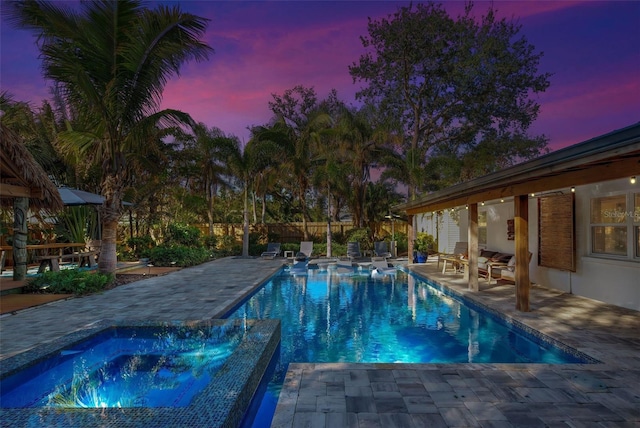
[1,293,73,315]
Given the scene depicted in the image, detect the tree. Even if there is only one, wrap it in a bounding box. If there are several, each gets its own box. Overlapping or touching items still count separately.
[265,86,332,240]
[349,2,551,199]
[8,0,213,274]
[182,124,235,235]
[223,135,279,257]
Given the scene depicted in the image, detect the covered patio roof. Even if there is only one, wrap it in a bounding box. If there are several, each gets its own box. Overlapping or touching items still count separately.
[396,122,640,214]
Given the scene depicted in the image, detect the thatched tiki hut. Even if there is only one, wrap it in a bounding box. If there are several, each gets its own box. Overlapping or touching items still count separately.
[0,124,63,280]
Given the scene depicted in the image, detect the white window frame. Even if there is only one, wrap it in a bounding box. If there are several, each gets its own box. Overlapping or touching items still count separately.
[589,192,639,261]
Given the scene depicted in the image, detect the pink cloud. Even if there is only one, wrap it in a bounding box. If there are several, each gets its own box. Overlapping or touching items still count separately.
[532,69,640,149]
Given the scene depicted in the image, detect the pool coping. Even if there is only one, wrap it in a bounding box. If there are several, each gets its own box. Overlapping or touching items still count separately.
[0,318,281,428]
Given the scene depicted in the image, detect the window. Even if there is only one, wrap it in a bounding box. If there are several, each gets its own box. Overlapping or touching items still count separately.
[636,194,640,257]
[590,193,639,259]
[478,211,487,246]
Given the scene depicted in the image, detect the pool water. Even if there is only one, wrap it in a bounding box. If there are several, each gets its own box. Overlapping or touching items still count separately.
[1,325,244,408]
[225,265,588,427]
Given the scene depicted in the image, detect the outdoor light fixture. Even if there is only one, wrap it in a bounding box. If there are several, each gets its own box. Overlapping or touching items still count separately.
[500,199,504,203]
[571,187,575,193]
[531,193,535,197]
[631,176,637,184]
[481,202,485,206]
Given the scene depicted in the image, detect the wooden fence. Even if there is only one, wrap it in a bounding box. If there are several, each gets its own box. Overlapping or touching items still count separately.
[194,221,408,243]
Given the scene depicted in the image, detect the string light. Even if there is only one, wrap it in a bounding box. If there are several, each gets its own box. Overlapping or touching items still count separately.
[571,187,575,193]
[631,176,637,184]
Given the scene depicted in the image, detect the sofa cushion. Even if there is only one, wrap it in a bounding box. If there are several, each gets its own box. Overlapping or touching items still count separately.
[480,249,498,258]
[491,253,513,263]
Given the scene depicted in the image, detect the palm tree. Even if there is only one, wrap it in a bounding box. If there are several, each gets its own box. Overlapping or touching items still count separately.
[7,0,213,274]
[184,124,235,236]
[265,86,334,240]
[223,136,278,257]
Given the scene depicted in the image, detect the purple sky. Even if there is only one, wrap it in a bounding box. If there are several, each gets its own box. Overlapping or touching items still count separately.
[1,1,639,151]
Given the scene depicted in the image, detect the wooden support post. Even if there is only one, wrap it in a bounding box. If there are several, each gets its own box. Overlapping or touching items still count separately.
[468,203,479,291]
[12,197,28,281]
[515,195,530,312]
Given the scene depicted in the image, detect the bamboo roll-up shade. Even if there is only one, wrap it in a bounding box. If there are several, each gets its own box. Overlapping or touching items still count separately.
[538,193,576,271]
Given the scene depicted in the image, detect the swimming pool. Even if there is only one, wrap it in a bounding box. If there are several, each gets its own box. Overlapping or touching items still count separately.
[0,319,280,427]
[224,265,595,427]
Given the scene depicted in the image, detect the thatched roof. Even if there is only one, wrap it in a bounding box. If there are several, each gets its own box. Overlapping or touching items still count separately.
[0,124,63,211]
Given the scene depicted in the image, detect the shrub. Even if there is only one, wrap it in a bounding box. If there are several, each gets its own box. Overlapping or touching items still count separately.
[25,269,113,295]
[164,223,201,246]
[202,235,217,250]
[313,242,347,257]
[393,231,409,255]
[415,232,436,254]
[148,245,211,267]
[347,227,373,251]
[216,235,241,257]
[127,235,154,259]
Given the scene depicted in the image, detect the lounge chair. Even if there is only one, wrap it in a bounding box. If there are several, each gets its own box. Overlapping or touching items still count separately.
[261,242,281,259]
[437,242,468,272]
[370,259,396,279]
[374,241,392,258]
[347,242,364,260]
[296,241,313,261]
[290,259,309,275]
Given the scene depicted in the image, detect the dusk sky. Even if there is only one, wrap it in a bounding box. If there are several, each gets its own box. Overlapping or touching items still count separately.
[1,1,639,151]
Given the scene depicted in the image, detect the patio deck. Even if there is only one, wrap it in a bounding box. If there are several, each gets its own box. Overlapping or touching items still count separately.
[1,257,638,427]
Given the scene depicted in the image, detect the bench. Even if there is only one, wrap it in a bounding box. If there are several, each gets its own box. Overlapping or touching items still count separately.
[36,255,60,273]
[61,251,98,268]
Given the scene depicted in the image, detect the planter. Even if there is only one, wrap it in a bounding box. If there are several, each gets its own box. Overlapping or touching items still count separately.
[415,252,428,263]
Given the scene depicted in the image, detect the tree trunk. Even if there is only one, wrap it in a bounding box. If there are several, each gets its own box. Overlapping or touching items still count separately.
[98,194,121,275]
[251,192,258,223]
[242,185,249,257]
[207,208,214,236]
[99,218,118,274]
[12,197,28,281]
[299,187,310,240]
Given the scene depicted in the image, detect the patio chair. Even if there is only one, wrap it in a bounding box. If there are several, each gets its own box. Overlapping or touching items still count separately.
[374,241,392,258]
[436,241,468,271]
[261,242,281,259]
[296,241,313,261]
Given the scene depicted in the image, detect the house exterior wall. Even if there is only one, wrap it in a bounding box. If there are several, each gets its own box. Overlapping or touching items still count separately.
[415,211,465,253]
[416,178,639,311]
[534,178,639,310]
